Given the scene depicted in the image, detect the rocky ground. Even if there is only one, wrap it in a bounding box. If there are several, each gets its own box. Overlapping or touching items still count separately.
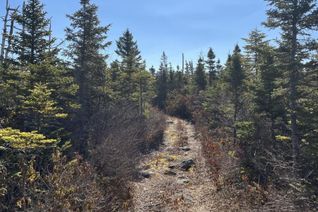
[130,117,216,212]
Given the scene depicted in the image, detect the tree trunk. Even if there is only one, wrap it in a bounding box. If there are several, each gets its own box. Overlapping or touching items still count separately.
[4,9,17,62]
[0,0,9,64]
[233,92,238,143]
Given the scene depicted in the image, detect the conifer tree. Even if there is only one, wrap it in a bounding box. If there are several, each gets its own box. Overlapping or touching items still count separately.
[14,0,57,64]
[189,60,195,75]
[149,66,156,76]
[65,0,110,153]
[243,29,268,76]
[155,52,168,110]
[228,45,245,142]
[206,48,216,86]
[216,59,222,72]
[21,83,66,137]
[254,47,283,139]
[115,30,142,97]
[168,63,176,91]
[264,0,318,170]
[194,57,207,92]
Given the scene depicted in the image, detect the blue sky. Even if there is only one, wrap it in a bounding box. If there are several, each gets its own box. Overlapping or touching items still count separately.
[0,0,277,68]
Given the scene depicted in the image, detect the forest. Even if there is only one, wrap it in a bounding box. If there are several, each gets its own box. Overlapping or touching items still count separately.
[0,0,317,211]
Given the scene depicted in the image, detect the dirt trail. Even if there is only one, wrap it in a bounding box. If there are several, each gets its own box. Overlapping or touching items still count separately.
[131,117,216,212]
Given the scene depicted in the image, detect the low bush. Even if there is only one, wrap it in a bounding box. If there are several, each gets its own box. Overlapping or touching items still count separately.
[89,104,166,211]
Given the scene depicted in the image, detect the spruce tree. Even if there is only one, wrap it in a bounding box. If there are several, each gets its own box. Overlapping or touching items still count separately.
[254,47,283,139]
[194,57,207,92]
[243,29,268,76]
[189,61,195,75]
[228,45,245,142]
[65,0,110,153]
[156,52,168,110]
[115,30,142,97]
[206,48,216,86]
[168,63,176,91]
[14,0,56,64]
[21,83,65,137]
[264,0,318,170]
[216,59,222,72]
[149,66,156,76]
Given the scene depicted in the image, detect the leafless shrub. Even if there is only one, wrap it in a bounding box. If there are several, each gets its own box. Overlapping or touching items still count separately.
[89,103,166,210]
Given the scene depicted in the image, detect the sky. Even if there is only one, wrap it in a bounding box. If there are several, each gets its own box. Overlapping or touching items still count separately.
[0,0,278,68]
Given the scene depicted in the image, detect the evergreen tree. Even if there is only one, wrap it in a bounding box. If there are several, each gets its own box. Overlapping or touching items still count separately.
[264,0,318,170]
[206,48,216,86]
[228,45,245,142]
[27,62,78,121]
[168,63,176,91]
[216,59,222,72]
[107,60,122,100]
[194,57,207,92]
[254,47,283,139]
[189,60,195,75]
[243,29,268,76]
[21,83,66,137]
[149,66,156,76]
[65,0,111,153]
[115,30,142,97]
[14,0,57,64]
[175,69,184,91]
[155,52,168,110]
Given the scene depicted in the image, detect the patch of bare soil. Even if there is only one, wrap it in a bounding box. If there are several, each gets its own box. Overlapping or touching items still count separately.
[130,117,216,212]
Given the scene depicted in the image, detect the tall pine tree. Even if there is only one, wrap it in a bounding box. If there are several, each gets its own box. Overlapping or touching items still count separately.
[264,0,318,170]
[206,48,216,86]
[243,29,268,76]
[228,45,245,142]
[14,0,56,64]
[115,30,142,97]
[155,52,168,110]
[65,0,111,153]
[194,57,207,92]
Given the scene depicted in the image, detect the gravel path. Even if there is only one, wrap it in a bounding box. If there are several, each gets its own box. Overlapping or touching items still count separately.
[131,117,216,212]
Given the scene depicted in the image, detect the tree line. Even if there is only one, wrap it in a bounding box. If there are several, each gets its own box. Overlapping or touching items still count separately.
[152,0,317,209]
[0,0,317,210]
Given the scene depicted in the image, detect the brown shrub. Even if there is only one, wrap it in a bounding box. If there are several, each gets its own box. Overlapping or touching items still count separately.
[31,152,106,211]
[89,104,166,211]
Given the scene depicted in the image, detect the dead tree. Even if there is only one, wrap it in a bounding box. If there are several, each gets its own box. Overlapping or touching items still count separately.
[4,8,19,61]
[0,0,10,63]
[0,0,19,64]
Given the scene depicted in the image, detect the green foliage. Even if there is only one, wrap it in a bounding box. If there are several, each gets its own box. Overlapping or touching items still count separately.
[194,57,207,92]
[116,30,142,67]
[227,45,245,96]
[155,52,169,110]
[0,128,57,149]
[65,0,111,152]
[65,0,110,115]
[243,29,268,77]
[236,121,255,141]
[264,0,318,170]
[0,66,30,127]
[206,48,217,86]
[115,29,142,97]
[0,127,58,210]
[21,83,67,137]
[14,0,57,64]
